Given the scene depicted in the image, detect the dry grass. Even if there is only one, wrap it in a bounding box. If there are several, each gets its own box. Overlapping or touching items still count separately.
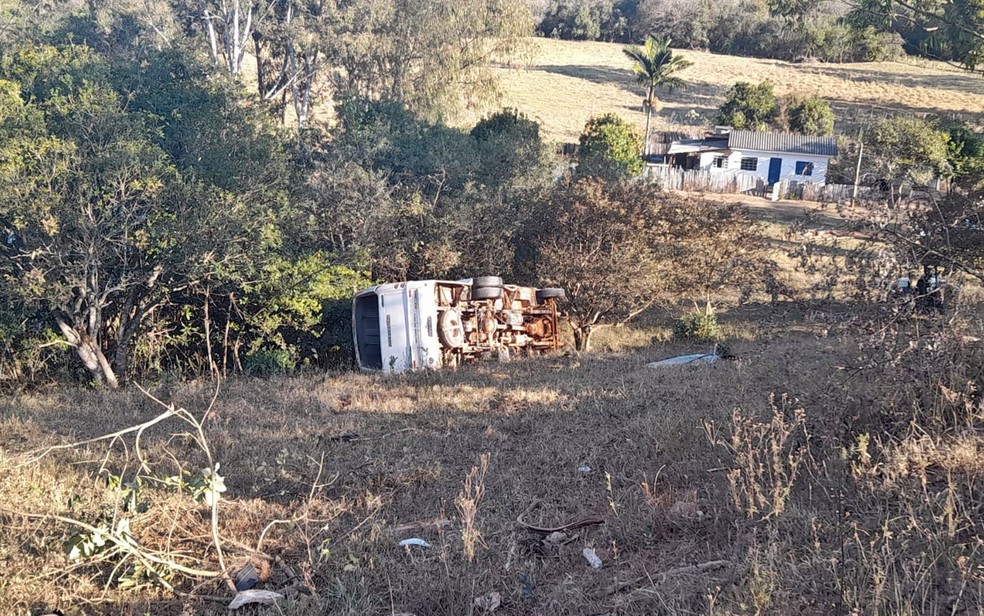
[454,38,984,143]
[2,201,983,614]
[0,321,866,614]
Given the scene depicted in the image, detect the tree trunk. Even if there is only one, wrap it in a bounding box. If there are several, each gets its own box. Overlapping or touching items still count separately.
[56,316,120,389]
[643,90,654,158]
[572,325,594,352]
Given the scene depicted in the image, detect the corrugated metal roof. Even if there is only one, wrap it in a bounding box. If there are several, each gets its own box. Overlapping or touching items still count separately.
[727,130,837,156]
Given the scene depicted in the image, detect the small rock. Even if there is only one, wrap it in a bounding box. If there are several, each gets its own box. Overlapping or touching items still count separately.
[668,500,705,522]
[544,531,568,545]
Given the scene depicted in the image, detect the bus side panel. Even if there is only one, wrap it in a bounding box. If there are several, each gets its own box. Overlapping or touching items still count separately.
[411,282,442,370]
[379,289,410,372]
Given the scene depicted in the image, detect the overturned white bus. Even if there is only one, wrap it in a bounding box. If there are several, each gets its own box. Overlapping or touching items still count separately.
[352,276,564,373]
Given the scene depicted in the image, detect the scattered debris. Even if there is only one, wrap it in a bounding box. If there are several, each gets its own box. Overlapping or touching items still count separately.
[473,591,502,612]
[576,464,592,473]
[647,353,719,367]
[517,573,535,601]
[398,537,432,548]
[234,562,259,591]
[228,589,284,609]
[582,547,603,569]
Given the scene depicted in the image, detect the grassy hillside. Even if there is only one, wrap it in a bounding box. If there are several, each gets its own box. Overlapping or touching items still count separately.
[456,38,984,143]
[2,196,983,614]
[3,38,984,616]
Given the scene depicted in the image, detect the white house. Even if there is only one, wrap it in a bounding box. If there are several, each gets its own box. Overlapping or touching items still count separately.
[656,128,838,186]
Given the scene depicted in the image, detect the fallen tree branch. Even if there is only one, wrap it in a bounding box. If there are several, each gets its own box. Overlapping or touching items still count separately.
[516,500,605,534]
[13,407,178,468]
[1,508,222,579]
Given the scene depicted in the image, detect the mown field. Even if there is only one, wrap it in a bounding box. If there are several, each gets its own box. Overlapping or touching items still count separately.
[456,37,984,143]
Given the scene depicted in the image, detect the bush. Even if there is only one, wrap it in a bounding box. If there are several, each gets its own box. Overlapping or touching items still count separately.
[243,347,296,376]
[575,113,643,181]
[673,301,721,341]
[787,95,834,135]
[717,81,778,131]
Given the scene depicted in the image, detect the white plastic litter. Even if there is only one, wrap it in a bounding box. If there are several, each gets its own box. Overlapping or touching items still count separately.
[582,547,603,569]
[545,531,568,544]
[647,353,719,368]
[576,464,592,473]
[228,589,284,609]
[398,537,432,548]
[473,591,502,612]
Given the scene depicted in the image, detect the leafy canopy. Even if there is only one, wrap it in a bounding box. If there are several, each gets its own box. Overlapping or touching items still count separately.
[787,95,835,136]
[718,81,779,131]
[576,113,644,181]
[622,35,692,105]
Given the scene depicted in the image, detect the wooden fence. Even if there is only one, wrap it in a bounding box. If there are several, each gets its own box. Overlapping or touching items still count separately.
[643,165,860,204]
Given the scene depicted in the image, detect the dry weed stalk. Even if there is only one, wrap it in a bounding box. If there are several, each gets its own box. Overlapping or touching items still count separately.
[705,393,808,520]
[455,452,490,563]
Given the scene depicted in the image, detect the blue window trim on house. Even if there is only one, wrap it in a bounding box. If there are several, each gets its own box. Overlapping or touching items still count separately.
[795,161,814,176]
[740,157,757,171]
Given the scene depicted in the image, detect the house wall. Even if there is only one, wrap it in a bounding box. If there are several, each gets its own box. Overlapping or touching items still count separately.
[698,149,829,184]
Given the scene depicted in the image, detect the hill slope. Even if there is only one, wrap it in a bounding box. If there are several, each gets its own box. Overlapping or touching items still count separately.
[457,38,984,143]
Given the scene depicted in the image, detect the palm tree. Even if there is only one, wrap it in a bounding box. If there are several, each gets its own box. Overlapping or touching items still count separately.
[623,36,692,158]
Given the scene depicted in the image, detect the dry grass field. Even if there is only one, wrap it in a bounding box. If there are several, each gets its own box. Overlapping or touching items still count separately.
[0,320,869,615]
[2,194,983,614]
[456,38,984,143]
[3,40,984,616]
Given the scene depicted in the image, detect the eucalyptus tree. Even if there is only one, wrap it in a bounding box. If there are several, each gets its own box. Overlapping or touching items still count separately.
[324,0,533,120]
[622,35,691,156]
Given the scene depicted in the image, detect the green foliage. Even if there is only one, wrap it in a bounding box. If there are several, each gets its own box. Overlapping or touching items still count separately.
[943,124,984,186]
[324,0,533,119]
[766,0,816,20]
[0,43,366,384]
[244,347,297,376]
[787,95,834,135]
[636,0,898,62]
[529,181,771,351]
[673,302,722,341]
[576,113,644,181]
[333,98,477,191]
[718,81,778,131]
[864,116,952,182]
[846,0,984,69]
[623,36,692,102]
[536,0,639,42]
[470,108,549,191]
[165,466,227,506]
[623,35,692,153]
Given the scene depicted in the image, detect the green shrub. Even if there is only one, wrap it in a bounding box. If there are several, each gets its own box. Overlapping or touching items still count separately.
[787,95,834,136]
[244,347,297,376]
[673,302,721,341]
[576,113,644,182]
[717,81,778,131]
